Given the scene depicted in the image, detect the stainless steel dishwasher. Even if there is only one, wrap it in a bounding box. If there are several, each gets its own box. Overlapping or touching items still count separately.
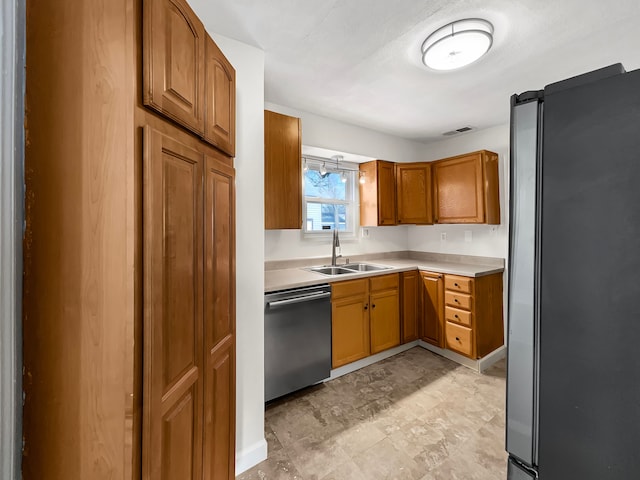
[264,284,332,402]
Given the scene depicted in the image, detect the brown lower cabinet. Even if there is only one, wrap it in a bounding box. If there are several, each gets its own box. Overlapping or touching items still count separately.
[443,273,504,359]
[416,270,504,359]
[332,274,400,368]
[420,271,445,347]
[400,270,420,343]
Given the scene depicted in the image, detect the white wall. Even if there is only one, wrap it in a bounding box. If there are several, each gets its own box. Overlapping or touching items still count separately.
[208,33,267,472]
[265,102,422,163]
[265,226,409,261]
[408,124,510,259]
[264,102,425,261]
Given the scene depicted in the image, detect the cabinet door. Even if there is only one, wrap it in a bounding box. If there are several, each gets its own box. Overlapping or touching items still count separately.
[359,160,396,226]
[203,155,235,480]
[377,161,397,225]
[332,295,370,368]
[143,126,204,480]
[401,271,420,343]
[396,163,433,224]
[421,272,444,348]
[144,0,205,135]
[433,153,485,223]
[264,110,302,229]
[370,289,400,354]
[204,36,236,156]
[359,161,379,226]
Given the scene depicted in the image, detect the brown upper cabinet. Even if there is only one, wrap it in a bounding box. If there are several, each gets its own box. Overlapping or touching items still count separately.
[144,0,206,135]
[395,162,433,225]
[432,150,500,224]
[204,36,236,156]
[359,160,397,226]
[144,0,236,155]
[264,110,302,229]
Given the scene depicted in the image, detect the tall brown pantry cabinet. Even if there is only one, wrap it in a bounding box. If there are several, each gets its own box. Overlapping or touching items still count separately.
[23,1,236,479]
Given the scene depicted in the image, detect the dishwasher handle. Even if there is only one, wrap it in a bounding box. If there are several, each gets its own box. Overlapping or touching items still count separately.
[266,291,331,308]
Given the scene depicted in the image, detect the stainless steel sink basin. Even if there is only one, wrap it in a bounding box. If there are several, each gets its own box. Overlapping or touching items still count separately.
[341,263,392,272]
[306,263,392,276]
[307,266,354,276]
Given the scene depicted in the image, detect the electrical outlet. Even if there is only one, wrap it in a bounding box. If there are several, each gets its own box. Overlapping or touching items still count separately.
[440,232,447,241]
[361,228,370,238]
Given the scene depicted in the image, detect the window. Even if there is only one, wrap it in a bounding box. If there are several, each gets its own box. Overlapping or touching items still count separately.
[302,158,357,235]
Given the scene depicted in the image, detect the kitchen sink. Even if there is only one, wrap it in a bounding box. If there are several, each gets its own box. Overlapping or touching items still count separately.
[341,263,392,272]
[306,263,392,276]
[307,266,354,276]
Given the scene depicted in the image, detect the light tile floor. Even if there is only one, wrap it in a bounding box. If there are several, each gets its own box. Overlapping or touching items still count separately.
[238,347,507,480]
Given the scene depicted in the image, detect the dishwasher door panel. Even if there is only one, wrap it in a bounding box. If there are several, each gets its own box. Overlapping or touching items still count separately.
[264,285,332,402]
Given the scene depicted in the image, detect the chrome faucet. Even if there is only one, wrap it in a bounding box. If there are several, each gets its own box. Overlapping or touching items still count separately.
[331,229,342,266]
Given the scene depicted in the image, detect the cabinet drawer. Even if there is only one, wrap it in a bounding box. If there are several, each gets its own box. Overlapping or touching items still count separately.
[332,278,368,300]
[444,275,473,294]
[445,322,474,358]
[445,291,472,311]
[445,306,472,327]
[370,273,399,292]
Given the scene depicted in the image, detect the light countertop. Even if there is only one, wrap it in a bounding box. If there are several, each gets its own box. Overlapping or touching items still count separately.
[265,253,504,293]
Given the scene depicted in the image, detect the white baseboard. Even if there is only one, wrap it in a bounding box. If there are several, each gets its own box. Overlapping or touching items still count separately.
[329,340,420,380]
[478,345,506,373]
[417,340,506,373]
[235,438,267,475]
[418,340,481,371]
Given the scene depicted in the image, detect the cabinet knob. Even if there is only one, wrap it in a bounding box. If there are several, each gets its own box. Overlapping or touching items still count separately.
[454,314,459,319]
[372,304,376,309]
[455,337,460,342]
[454,283,459,287]
[454,299,459,303]
[364,304,368,310]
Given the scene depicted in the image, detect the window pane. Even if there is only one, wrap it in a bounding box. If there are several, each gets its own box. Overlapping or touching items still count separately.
[304,170,346,200]
[306,202,347,231]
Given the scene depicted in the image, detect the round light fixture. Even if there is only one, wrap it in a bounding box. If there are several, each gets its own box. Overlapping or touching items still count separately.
[421,19,493,71]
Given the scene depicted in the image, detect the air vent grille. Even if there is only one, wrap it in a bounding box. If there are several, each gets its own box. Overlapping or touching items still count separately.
[443,126,474,136]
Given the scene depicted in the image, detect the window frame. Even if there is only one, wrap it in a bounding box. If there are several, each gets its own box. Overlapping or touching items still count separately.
[302,157,359,238]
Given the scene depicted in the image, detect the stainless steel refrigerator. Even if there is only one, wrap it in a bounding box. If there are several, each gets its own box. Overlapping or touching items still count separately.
[506,64,640,479]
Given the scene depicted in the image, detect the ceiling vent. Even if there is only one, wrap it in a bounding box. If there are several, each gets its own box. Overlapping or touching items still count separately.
[442,126,474,136]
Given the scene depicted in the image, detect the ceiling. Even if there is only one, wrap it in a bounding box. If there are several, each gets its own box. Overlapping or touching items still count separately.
[190,0,640,144]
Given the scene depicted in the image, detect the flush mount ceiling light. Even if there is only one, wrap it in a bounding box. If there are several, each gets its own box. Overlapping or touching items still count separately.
[421,18,493,71]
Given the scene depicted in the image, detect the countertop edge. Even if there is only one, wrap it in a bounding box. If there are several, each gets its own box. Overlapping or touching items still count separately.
[264,261,504,293]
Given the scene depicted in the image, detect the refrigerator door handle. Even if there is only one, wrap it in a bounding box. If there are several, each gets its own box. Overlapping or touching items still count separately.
[506,97,542,470]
